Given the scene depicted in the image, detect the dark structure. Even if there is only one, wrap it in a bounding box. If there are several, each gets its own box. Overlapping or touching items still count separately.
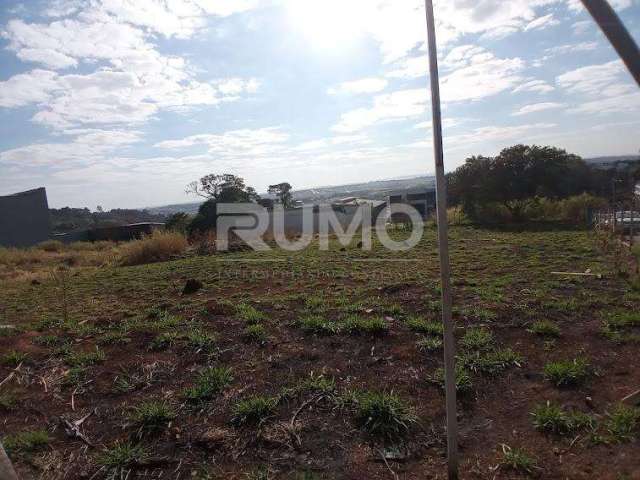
[54,222,165,243]
[387,189,437,222]
[0,187,50,248]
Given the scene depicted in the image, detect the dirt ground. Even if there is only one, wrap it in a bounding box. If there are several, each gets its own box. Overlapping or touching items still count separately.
[0,226,639,479]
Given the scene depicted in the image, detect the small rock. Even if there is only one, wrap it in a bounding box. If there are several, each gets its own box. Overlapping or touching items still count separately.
[182,279,203,295]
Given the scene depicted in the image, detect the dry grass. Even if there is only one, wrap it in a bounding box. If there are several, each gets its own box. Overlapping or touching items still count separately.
[0,242,117,282]
[118,230,188,266]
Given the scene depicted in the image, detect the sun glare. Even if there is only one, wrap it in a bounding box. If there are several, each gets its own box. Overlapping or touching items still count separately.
[286,0,367,49]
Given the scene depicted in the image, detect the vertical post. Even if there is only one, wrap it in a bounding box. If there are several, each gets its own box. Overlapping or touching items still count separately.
[424,2,458,479]
[0,442,19,480]
[579,0,640,86]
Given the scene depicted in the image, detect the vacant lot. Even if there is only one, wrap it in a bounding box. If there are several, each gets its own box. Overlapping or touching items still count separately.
[1,226,638,479]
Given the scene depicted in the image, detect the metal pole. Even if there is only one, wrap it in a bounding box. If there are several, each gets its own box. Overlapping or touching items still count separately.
[0,442,19,480]
[579,0,640,86]
[424,2,458,478]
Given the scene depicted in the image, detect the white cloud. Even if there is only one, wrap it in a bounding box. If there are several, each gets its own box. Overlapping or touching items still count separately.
[331,89,429,133]
[513,79,555,94]
[524,13,559,31]
[544,41,598,56]
[446,123,557,149]
[558,60,639,115]
[571,20,591,35]
[557,60,626,96]
[156,128,290,159]
[0,129,141,166]
[388,46,526,103]
[328,78,388,95]
[512,102,566,116]
[439,47,525,102]
[0,69,60,108]
[568,92,640,114]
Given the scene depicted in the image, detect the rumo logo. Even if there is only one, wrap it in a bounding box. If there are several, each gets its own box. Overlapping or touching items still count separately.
[215,203,425,252]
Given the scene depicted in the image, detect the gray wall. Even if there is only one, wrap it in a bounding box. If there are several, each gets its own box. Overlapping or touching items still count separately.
[0,188,50,248]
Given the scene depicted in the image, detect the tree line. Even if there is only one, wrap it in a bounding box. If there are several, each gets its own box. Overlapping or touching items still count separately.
[447,145,640,223]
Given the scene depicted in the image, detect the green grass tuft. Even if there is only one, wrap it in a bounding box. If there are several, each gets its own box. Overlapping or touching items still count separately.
[2,429,50,455]
[183,366,233,403]
[242,324,268,343]
[342,315,388,335]
[605,404,639,443]
[231,395,278,426]
[543,357,591,387]
[298,315,339,335]
[97,441,148,471]
[353,391,417,439]
[1,350,29,367]
[129,400,175,434]
[460,327,493,350]
[405,316,442,336]
[500,444,538,474]
[531,402,595,435]
[528,320,561,337]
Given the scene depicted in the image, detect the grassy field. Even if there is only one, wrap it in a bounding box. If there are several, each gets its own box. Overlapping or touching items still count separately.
[0,226,639,479]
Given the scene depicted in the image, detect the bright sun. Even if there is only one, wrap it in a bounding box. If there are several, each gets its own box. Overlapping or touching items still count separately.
[286,0,367,49]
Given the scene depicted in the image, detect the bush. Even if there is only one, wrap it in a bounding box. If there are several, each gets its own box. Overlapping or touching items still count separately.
[37,240,65,252]
[118,230,187,266]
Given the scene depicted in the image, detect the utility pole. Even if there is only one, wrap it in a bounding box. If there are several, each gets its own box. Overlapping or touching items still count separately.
[579,0,640,86]
[424,1,458,478]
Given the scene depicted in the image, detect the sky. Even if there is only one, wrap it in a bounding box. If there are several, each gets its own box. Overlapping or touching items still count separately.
[0,0,639,209]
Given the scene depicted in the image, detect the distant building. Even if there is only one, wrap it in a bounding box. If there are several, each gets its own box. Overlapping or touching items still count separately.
[387,189,436,222]
[0,187,51,248]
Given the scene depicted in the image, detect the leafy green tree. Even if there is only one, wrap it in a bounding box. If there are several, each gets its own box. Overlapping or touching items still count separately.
[267,182,293,208]
[186,174,259,202]
[448,145,597,221]
[186,174,259,234]
[165,212,191,233]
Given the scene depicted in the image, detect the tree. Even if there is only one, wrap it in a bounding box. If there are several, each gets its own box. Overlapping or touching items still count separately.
[185,173,259,234]
[186,174,259,202]
[448,145,598,221]
[165,212,191,233]
[268,182,293,208]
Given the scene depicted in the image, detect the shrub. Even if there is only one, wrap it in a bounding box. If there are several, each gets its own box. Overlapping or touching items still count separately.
[543,358,591,387]
[118,230,187,266]
[37,240,65,252]
[231,395,278,426]
[353,391,417,439]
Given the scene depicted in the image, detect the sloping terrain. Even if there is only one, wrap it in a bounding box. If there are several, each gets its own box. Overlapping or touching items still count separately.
[1,226,639,479]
